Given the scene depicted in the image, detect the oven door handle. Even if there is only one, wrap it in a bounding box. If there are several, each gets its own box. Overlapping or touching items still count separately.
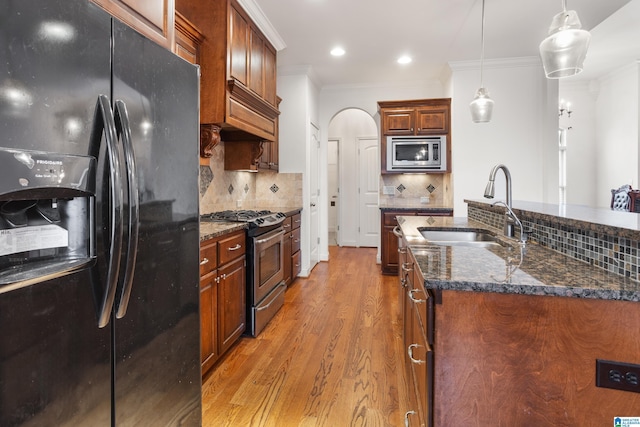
[255,228,285,245]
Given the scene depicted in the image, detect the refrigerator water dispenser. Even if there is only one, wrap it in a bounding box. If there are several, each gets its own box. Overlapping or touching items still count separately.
[0,147,96,293]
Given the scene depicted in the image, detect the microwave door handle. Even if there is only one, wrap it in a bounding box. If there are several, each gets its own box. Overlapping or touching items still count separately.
[114,100,139,320]
[89,95,124,329]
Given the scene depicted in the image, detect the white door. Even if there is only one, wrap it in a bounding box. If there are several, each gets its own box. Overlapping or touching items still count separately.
[358,137,379,247]
[309,124,320,270]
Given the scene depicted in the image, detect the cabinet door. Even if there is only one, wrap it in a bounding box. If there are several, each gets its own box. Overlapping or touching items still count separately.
[91,0,174,49]
[249,27,265,98]
[283,231,293,286]
[292,250,301,278]
[382,109,415,135]
[218,256,246,354]
[229,4,249,85]
[416,106,449,135]
[264,44,277,106]
[200,273,218,375]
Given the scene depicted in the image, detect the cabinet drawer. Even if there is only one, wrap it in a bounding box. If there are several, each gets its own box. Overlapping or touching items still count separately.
[218,231,246,265]
[291,213,301,230]
[291,227,301,253]
[200,240,218,277]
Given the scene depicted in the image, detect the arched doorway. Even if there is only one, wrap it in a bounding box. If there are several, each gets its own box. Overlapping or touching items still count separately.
[328,108,378,247]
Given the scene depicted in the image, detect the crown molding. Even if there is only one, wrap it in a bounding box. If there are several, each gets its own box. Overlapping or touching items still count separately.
[236,0,287,51]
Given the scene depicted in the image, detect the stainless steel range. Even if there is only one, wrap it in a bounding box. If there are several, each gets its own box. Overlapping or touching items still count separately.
[201,210,287,336]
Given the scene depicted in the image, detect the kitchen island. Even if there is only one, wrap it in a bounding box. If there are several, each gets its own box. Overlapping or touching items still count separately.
[397,211,640,426]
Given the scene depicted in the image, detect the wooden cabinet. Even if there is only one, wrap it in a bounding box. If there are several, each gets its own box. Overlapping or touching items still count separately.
[199,229,246,377]
[283,212,302,286]
[174,11,203,65]
[177,0,280,144]
[401,247,434,427]
[91,0,174,49]
[378,99,451,173]
[258,96,282,170]
[381,209,452,275]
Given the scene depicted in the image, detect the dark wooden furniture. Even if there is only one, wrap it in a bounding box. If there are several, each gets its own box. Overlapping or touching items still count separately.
[283,211,302,286]
[91,0,174,49]
[176,0,280,143]
[378,99,451,174]
[381,209,452,275]
[199,229,246,377]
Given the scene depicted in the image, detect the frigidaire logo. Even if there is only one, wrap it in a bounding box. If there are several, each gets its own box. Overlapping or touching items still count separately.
[36,159,63,165]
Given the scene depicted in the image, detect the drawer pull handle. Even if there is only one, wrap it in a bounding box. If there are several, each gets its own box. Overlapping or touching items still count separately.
[404,410,417,426]
[228,244,242,251]
[200,257,209,266]
[408,289,426,304]
[401,262,413,273]
[294,219,301,223]
[408,344,425,364]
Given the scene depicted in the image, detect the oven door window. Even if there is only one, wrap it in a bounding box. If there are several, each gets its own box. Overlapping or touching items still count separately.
[258,241,282,287]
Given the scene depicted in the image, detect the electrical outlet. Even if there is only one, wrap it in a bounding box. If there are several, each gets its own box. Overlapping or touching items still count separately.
[596,359,640,393]
[383,186,395,195]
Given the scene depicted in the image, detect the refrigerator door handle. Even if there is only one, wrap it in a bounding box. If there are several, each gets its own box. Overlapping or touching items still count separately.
[114,99,139,319]
[89,95,125,328]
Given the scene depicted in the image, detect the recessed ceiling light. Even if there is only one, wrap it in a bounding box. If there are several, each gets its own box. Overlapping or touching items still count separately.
[330,47,345,57]
[397,55,412,64]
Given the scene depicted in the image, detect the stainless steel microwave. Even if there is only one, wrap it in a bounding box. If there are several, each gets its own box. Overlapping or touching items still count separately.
[386,135,447,172]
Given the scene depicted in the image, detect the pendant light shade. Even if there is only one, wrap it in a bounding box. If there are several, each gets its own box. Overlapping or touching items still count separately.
[470,0,493,123]
[539,1,591,79]
[470,87,494,123]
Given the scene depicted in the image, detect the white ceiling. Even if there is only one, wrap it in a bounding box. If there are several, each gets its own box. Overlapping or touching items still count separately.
[248,0,636,87]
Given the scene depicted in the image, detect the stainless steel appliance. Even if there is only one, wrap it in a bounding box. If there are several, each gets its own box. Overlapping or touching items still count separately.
[201,210,287,336]
[387,135,447,172]
[0,1,201,425]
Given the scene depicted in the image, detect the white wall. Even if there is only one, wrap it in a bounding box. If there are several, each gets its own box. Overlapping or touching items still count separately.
[449,57,558,215]
[594,63,640,207]
[558,81,598,207]
[277,72,320,275]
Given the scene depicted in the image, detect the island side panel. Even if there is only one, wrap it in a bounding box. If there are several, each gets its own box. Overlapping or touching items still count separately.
[434,290,640,426]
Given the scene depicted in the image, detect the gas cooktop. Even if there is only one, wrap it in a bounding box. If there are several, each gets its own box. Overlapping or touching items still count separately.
[201,210,286,228]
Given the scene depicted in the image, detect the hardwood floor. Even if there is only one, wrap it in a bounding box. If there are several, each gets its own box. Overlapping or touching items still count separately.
[202,246,408,426]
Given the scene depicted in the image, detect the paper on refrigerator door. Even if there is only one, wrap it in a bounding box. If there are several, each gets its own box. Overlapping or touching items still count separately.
[0,225,69,256]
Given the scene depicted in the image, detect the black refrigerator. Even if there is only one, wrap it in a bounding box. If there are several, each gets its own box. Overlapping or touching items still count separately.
[0,1,201,426]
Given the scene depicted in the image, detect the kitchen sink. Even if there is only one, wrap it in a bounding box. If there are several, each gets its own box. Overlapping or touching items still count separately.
[418,228,508,248]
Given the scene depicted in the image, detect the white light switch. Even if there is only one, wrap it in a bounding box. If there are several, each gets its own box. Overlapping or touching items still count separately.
[383,186,395,195]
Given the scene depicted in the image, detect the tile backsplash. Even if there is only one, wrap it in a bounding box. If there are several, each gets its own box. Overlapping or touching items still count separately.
[379,173,452,207]
[199,140,303,213]
[468,203,640,281]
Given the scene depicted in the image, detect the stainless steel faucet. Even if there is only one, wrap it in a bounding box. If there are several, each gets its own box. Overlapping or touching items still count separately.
[484,164,518,239]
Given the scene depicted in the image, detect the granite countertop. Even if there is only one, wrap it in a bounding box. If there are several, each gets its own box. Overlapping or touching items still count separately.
[398,216,640,302]
[199,221,247,241]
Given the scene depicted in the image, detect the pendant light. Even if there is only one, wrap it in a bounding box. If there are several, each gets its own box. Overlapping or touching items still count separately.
[469,0,494,123]
[539,0,591,79]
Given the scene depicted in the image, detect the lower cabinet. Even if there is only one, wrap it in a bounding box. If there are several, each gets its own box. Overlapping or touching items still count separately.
[283,211,302,286]
[381,209,452,275]
[403,247,434,427]
[200,229,246,377]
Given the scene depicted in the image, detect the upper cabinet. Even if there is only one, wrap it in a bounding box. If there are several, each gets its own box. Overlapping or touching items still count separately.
[380,99,450,136]
[91,0,175,49]
[174,11,204,65]
[378,98,452,174]
[177,0,280,143]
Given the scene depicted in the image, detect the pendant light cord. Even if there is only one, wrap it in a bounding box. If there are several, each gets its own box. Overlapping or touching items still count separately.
[479,0,486,88]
